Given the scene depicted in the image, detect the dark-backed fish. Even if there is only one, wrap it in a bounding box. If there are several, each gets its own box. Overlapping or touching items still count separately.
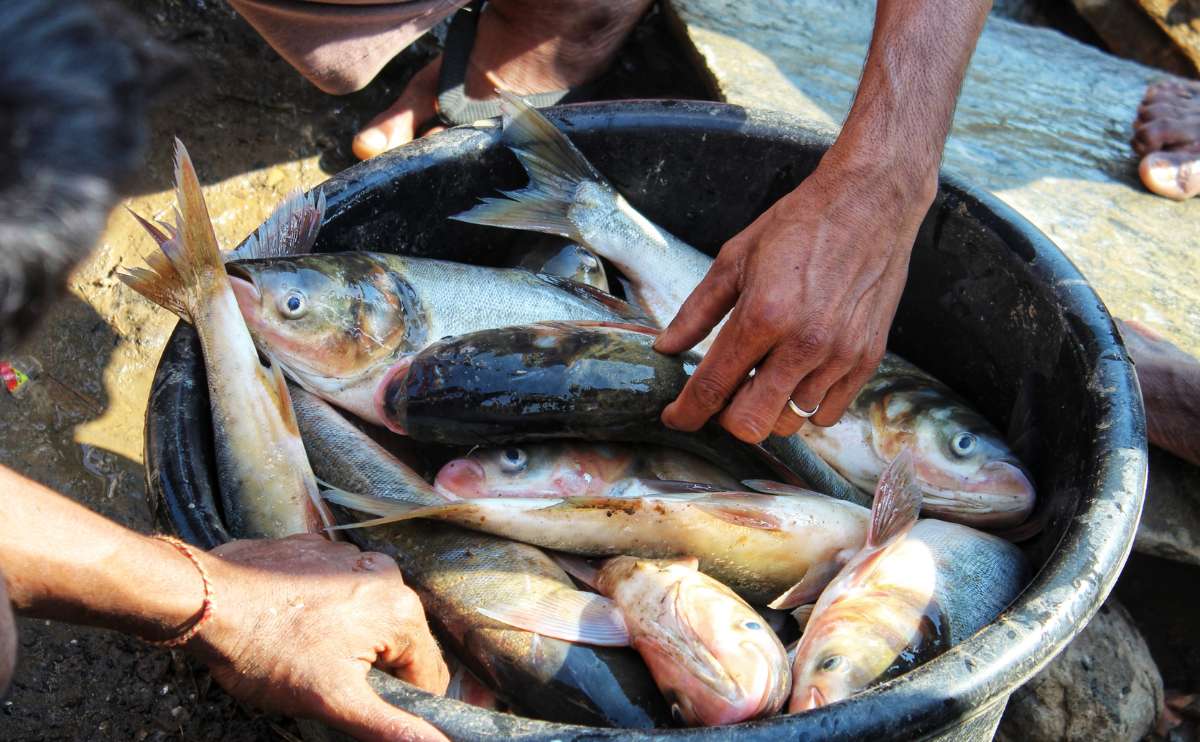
[289,387,671,728]
[453,92,1036,528]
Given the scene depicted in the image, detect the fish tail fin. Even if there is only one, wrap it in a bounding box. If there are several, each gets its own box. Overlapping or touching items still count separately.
[227,187,326,261]
[451,90,604,241]
[121,140,225,319]
[867,448,922,548]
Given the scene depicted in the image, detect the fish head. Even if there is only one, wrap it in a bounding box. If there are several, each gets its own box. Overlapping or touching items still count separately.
[613,559,790,726]
[434,443,628,499]
[872,389,1035,528]
[227,254,422,389]
[787,607,899,712]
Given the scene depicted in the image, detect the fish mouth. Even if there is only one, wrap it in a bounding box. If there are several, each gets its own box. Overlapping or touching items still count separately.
[917,461,1035,528]
[372,355,412,435]
[226,264,261,308]
[434,459,486,499]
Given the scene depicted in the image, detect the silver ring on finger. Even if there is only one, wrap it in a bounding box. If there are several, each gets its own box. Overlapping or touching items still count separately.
[787,398,819,419]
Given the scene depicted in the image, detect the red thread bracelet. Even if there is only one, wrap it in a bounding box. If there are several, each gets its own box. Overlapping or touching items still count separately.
[149,535,215,647]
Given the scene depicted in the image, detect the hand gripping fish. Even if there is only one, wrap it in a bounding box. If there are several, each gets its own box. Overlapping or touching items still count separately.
[452,92,1036,529]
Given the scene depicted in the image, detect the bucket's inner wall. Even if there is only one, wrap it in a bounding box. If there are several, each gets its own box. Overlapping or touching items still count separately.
[142,101,1140,738]
[309,108,1080,567]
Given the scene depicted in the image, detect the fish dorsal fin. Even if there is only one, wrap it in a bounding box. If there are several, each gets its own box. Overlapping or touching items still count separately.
[477,588,629,647]
[228,187,326,261]
[868,448,921,548]
[791,604,815,632]
[741,479,818,497]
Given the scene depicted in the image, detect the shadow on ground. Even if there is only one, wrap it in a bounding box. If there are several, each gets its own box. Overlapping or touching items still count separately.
[0,1,710,739]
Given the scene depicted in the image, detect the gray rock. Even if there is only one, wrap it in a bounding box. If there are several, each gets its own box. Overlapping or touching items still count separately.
[996,600,1163,742]
[668,0,1200,356]
[1135,447,1200,567]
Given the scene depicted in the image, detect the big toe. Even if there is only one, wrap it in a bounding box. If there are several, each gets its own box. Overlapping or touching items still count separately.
[1140,148,1200,200]
[352,58,441,160]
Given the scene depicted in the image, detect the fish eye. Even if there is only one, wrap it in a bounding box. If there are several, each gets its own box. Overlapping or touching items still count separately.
[743,621,763,631]
[278,290,308,319]
[500,447,527,473]
[949,431,978,458]
[819,655,844,672]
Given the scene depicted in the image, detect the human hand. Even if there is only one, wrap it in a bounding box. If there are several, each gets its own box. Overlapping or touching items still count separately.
[655,151,936,443]
[191,534,450,742]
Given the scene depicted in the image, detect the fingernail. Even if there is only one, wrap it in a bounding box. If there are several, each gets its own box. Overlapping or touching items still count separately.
[353,128,388,160]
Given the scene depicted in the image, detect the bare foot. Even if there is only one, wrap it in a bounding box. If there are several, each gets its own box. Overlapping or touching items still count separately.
[1116,318,1200,467]
[1132,79,1200,200]
[352,0,653,160]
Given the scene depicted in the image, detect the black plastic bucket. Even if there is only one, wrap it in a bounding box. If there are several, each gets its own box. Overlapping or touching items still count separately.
[144,101,1147,741]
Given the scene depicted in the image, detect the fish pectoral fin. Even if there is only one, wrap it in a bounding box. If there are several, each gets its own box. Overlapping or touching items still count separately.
[694,501,783,531]
[633,478,727,495]
[477,589,629,647]
[791,604,815,632]
[740,479,816,497]
[867,447,922,548]
[766,558,847,610]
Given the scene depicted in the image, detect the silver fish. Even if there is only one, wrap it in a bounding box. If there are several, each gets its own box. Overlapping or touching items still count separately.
[121,141,331,539]
[324,482,870,605]
[784,450,1027,712]
[452,92,1036,528]
[482,554,791,726]
[289,387,671,728]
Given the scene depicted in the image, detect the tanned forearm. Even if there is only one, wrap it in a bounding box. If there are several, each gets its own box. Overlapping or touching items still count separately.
[825,0,990,205]
[658,0,992,441]
[0,465,202,641]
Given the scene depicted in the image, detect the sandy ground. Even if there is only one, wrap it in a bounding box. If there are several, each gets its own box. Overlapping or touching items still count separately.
[0,1,707,739]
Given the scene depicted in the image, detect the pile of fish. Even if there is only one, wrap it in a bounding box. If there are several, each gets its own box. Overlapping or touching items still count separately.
[122,93,1034,731]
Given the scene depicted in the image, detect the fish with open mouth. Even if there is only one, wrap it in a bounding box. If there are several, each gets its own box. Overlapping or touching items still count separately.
[452,92,1036,528]
[782,450,1027,711]
[481,554,791,726]
[289,386,671,728]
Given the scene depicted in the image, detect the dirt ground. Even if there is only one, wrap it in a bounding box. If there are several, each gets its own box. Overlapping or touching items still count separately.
[0,1,708,740]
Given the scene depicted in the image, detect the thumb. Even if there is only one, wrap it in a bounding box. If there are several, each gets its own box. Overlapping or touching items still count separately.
[653,258,738,355]
[325,678,449,742]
